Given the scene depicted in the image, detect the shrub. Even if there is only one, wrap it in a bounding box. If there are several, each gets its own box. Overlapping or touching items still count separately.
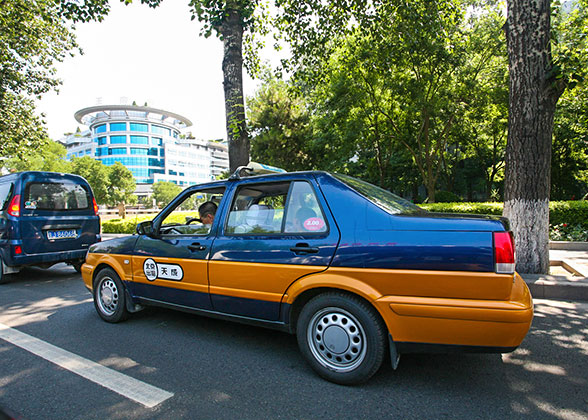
[101,212,200,234]
[421,201,588,241]
[434,191,462,203]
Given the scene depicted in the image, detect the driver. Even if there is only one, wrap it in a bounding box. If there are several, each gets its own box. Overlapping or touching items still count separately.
[198,201,217,226]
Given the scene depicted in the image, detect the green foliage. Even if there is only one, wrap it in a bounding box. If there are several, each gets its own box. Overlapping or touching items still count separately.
[107,162,137,206]
[422,201,588,228]
[549,223,588,242]
[151,181,182,207]
[248,75,315,171]
[4,140,70,172]
[101,212,199,234]
[434,191,463,203]
[70,156,109,204]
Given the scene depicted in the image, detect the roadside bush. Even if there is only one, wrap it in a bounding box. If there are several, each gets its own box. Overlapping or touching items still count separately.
[421,201,588,241]
[101,212,200,234]
[434,191,463,203]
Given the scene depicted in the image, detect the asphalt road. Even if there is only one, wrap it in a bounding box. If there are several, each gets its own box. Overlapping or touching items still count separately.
[0,265,587,420]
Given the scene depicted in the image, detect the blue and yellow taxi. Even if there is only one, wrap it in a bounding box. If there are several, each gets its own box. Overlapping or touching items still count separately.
[82,167,533,384]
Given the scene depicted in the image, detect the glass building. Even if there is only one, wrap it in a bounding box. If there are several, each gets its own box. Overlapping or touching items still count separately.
[59,105,229,193]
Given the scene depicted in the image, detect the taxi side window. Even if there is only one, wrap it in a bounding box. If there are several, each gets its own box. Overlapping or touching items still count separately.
[225,181,327,235]
[284,181,327,233]
[226,183,288,234]
[160,188,225,236]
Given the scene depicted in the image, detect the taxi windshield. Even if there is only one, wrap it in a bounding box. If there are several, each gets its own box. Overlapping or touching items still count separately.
[333,174,424,215]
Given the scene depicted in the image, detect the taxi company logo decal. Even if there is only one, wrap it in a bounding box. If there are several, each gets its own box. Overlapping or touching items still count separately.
[143,258,184,282]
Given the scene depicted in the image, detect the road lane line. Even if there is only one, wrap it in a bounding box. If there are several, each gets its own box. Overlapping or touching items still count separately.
[0,323,173,408]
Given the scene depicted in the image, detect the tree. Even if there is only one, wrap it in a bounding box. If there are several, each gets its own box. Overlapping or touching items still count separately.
[4,140,71,173]
[503,0,588,273]
[69,156,111,205]
[0,0,77,161]
[189,0,269,172]
[152,181,182,207]
[248,76,315,171]
[107,162,137,206]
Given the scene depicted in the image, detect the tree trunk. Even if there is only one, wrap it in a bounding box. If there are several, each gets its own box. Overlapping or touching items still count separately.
[220,8,249,172]
[503,0,565,274]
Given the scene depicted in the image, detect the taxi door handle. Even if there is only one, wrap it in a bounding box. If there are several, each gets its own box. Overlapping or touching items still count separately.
[290,243,319,254]
[188,242,207,252]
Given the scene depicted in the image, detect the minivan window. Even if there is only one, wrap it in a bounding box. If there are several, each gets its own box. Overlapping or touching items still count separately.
[24,183,90,211]
[0,183,13,210]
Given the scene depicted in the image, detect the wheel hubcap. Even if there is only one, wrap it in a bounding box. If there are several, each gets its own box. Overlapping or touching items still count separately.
[307,307,366,372]
[97,277,119,316]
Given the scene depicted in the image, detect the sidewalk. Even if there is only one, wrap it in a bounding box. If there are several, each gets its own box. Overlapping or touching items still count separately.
[521,242,588,302]
[101,234,588,302]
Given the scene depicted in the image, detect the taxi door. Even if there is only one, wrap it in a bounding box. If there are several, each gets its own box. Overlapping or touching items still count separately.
[209,178,340,321]
[129,186,226,310]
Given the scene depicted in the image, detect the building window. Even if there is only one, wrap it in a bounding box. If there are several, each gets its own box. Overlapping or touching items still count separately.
[130,123,148,132]
[131,148,148,155]
[151,137,162,146]
[149,158,164,167]
[95,124,106,134]
[95,147,108,157]
[130,135,149,145]
[109,148,127,155]
[160,149,165,157]
[151,125,171,136]
[173,131,179,138]
[110,135,127,144]
[110,122,127,132]
[148,147,159,156]
[97,137,107,145]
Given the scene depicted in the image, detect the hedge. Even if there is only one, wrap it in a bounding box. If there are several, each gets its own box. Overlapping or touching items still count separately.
[101,212,199,234]
[420,200,588,227]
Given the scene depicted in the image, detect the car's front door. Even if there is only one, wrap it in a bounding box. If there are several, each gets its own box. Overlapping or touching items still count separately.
[130,186,226,310]
[209,178,340,321]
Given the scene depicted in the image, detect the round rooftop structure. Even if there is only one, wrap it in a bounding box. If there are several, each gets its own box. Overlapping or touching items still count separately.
[74,104,192,129]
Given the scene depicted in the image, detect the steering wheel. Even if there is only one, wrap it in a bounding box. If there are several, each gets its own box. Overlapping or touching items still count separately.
[186,218,201,225]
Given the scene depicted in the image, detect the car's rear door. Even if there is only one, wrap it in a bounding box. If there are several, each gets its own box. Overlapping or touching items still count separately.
[19,173,98,255]
[209,176,340,321]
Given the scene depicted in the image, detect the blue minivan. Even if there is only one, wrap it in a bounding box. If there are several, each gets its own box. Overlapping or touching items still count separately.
[0,171,101,284]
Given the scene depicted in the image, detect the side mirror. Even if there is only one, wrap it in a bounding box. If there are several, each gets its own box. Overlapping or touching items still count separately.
[136,220,156,237]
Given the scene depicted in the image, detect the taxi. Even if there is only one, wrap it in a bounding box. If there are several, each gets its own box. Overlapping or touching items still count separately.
[82,166,533,384]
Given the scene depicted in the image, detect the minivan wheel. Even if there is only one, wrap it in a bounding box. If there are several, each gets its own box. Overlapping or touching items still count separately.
[296,292,387,385]
[72,262,83,273]
[93,268,129,323]
[0,257,10,285]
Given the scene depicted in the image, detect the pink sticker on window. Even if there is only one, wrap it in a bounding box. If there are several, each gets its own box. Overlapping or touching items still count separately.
[303,217,325,231]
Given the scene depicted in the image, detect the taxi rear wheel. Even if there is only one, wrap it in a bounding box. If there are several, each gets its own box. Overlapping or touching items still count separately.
[296,292,386,385]
[94,268,129,323]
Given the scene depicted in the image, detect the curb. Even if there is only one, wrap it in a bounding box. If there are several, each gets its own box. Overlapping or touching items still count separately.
[550,241,588,251]
[521,274,588,302]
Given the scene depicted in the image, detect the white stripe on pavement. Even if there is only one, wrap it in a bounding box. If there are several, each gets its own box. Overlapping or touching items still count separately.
[0,323,173,408]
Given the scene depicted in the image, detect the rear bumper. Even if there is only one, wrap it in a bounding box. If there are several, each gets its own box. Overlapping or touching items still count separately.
[375,273,534,352]
[5,249,89,267]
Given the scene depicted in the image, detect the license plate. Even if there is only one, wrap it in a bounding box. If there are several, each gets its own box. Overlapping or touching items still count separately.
[47,229,77,240]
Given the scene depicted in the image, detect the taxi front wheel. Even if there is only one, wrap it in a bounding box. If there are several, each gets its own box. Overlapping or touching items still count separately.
[94,268,129,323]
[296,292,387,385]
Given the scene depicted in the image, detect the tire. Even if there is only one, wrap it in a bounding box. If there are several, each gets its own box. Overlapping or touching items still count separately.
[0,256,11,285]
[72,262,83,273]
[296,292,387,385]
[93,268,129,323]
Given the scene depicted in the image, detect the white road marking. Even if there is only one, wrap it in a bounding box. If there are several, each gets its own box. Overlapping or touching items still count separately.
[0,322,173,408]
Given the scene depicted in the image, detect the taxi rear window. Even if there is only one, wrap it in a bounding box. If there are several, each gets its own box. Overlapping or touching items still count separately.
[0,183,12,210]
[333,174,423,215]
[24,182,90,211]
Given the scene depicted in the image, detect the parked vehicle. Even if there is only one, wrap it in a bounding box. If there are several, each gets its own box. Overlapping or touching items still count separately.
[82,169,533,384]
[0,171,101,283]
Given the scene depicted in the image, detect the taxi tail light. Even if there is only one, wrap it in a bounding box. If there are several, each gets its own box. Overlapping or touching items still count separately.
[8,195,21,217]
[494,231,515,274]
[92,197,99,216]
[14,245,22,255]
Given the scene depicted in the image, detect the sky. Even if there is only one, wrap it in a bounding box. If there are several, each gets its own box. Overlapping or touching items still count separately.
[38,1,265,141]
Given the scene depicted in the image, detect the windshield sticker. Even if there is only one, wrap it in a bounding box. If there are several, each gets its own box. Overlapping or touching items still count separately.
[303,217,325,231]
[25,201,37,209]
[143,258,184,282]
